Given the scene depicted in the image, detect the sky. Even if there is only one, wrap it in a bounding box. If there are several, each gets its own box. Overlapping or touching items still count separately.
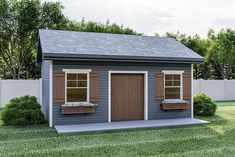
[41,0,235,37]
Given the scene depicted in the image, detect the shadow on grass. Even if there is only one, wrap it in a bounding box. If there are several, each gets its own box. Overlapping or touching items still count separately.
[215,101,235,107]
[196,115,229,125]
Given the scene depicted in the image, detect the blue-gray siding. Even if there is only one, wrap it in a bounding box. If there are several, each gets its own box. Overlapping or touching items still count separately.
[52,61,191,125]
[41,60,50,120]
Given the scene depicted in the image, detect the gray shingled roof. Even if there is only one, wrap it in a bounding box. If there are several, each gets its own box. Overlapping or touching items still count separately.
[38,29,203,63]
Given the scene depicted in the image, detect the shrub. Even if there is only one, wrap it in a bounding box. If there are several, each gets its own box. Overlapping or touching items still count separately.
[194,93,217,116]
[1,95,45,126]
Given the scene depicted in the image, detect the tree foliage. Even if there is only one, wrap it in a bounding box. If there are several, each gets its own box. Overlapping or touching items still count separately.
[165,29,235,80]
[0,0,138,79]
[0,0,67,79]
[206,29,235,79]
[64,19,139,35]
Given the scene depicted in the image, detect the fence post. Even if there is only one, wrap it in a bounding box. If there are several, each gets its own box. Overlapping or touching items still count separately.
[199,79,203,93]
[224,79,227,100]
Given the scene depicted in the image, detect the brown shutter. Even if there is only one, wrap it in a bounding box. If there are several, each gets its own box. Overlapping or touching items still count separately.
[183,72,191,100]
[156,72,165,100]
[89,72,100,104]
[53,72,65,104]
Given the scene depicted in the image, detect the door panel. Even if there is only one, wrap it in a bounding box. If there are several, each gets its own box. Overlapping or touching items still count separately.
[111,74,144,121]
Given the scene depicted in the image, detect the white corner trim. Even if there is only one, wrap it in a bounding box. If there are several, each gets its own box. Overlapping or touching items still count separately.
[191,64,194,118]
[39,78,42,107]
[62,69,92,73]
[108,71,148,122]
[144,72,148,120]
[49,60,53,127]
[162,70,184,74]
[108,71,111,122]
[181,73,183,100]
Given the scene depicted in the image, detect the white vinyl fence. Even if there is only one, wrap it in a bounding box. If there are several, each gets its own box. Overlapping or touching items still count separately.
[193,79,235,101]
[0,79,235,107]
[0,79,42,108]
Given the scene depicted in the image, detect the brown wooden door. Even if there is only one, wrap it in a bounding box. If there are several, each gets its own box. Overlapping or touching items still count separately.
[111,74,144,121]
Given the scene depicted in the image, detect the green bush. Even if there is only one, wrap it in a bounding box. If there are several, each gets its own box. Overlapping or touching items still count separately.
[194,93,217,116]
[1,95,45,126]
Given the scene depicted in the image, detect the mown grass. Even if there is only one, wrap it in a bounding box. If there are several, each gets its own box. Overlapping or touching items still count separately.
[215,100,235,107]
[0,101,235,157]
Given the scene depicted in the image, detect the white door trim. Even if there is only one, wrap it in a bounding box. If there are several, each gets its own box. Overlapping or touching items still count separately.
[108,71,148,122]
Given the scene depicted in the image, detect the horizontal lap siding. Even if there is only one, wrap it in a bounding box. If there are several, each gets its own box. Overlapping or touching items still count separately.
[41,61,50,120]
[52,61,191,125]
[53,66,108,125]
[148,68,191,120]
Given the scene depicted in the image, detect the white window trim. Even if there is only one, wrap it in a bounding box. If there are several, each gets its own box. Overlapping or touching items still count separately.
[108,71,148,122]
[63,69,91,103]
[162,70,184,74]
[162,70,184,100]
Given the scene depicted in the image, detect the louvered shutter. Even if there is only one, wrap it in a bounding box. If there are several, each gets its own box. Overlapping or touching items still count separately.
[156,72,165,100]
[53,72,65,104]
[183,72,191,100]
[89,72,100,104]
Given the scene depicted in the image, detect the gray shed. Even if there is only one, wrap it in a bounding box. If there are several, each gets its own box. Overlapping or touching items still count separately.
[37,29,203,127]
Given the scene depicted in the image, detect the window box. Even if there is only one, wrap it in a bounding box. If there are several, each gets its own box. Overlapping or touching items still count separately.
[161,99,189,110]
[61,103,98,114]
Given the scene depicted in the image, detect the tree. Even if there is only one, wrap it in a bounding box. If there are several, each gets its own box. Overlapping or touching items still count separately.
[165,32,214,79]
[0,0,67,79]
[40,2,68,29]
[0,0,40,79]
[0,1,139,79]
[206,29,235,79]
[64,19,139,35]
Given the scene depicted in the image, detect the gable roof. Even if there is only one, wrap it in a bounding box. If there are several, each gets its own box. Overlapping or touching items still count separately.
[37,29,203,64]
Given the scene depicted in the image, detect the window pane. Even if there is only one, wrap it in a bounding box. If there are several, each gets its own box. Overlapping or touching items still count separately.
[165,81,172,86]
[78,74,87,80]
[67,74,77,80]
[67,81,76,87]
[173,75,180,80]
[77,81,87,87]
[173,81,180,86]
[67,88,87,102]
[165,74,172,80]
[67,73,87,80]
[165,87,180,99]
[67,81,87,87]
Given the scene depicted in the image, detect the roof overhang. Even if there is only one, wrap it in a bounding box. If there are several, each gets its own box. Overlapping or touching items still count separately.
[42,53,204,64]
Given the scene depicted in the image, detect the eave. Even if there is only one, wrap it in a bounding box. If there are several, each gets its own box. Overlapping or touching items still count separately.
[43,53,204,64]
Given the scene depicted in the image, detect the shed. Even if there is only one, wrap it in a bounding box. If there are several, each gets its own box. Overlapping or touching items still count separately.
[37,29,203,127]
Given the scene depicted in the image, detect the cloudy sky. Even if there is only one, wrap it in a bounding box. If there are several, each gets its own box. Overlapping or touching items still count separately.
[42,0,235,37]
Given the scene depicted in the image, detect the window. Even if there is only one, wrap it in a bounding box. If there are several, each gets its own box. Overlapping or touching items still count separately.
[165,74,181,99]
[66,73,88,102]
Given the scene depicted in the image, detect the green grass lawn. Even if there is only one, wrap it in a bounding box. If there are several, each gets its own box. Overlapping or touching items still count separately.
[0,102,235,157]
